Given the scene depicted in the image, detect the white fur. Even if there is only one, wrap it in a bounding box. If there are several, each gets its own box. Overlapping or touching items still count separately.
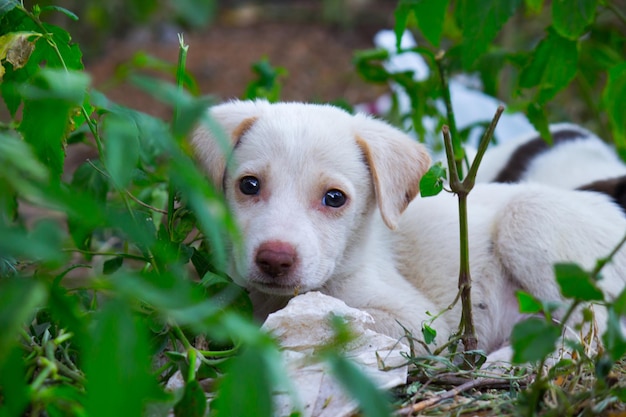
[192,101,626,359]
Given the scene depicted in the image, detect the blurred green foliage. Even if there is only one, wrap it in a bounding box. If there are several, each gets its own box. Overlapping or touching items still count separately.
[18,0,217,58]
[357,0,626,163]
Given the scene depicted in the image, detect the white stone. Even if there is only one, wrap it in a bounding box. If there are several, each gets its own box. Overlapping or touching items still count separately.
[262,291,409,417]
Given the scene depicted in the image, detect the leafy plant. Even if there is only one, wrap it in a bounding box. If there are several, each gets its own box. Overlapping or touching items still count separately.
[244,57,288,103]
[0,2,283,416]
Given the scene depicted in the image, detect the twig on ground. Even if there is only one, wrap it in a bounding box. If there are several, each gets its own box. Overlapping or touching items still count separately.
[398,377,519,415]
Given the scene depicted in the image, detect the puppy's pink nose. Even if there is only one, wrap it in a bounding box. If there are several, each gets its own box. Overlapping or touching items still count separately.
[255,241,296,278]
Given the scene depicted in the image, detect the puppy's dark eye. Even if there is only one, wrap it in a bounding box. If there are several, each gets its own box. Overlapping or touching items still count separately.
[239,176,260,195]
[323,189,347,208]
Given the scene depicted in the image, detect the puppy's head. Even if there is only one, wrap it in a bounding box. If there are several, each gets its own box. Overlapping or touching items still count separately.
[192,100,431,295]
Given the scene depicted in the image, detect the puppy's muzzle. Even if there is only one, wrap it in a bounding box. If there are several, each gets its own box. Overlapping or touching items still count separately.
[255,241,297,278]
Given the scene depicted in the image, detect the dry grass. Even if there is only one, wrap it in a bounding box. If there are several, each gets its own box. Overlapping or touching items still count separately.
[391,357,626,416]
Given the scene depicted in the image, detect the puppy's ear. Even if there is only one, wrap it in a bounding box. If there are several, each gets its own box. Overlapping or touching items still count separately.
[354,114,431,229]
[191,100,268,187]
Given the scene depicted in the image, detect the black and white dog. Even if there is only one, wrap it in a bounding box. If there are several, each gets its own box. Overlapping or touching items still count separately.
[476,123,626,212]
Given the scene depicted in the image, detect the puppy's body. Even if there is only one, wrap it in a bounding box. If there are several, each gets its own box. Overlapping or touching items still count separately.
[193,101,626,356]
[476,124,626,213]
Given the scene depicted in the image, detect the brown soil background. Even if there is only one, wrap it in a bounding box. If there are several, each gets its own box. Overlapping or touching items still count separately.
[86,2,396,119]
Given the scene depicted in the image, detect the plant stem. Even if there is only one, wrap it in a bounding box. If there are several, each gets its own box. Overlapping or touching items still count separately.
[167,34,190,240]
[436,51,463,178]
[62,248,148,262]
[441,106,504,366]
[173,33,189,135]
[466,106,504,183]
[591,230,626,278]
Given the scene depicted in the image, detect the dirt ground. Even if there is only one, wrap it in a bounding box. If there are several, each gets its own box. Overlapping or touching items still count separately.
[86,3,396,119]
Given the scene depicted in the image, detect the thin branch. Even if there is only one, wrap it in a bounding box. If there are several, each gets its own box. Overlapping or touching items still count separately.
[398,377,515,415]
[125,190,168,214]
[86,160,168,214]
[409,372,530,389]
[442,126,461,190]
[62,248,148,262]
[464,105,505,186]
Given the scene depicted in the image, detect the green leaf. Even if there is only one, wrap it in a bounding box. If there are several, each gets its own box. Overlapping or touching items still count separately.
[48,285,88,344]
[0,131,49,191]
[526,102,551,143]
[602,307,626,361]
[421,323,437,344]
[18,69,89,183]
[28,219,66,265]
[552,0,596,40]
[244,58,287,103]
[2,20,84,116]
[84,299,162,417]
[0,344,29,416]
[19,97,69,183]
[603,62,626,149]
[174,380,206,417]
[459,0,523,68]
[103,112,140,189]
[353,48,391,84]
[394,0,450,47]
[103,257,124,275]
[169,152,238,272]
[19,68,89,102]
[65,188,107,251]
[519,28,578,104]
[615,387,626,402]
[0,0,19,17]
[35,23,83,71]
[0,277,47,360]
[524,0,544,14]
[39,5,79,21]
[554,263,604,301]
[211,348,274,417]
[72,161,109,203]
[612,287,626,316]
[41,385,85,416]
[0,219,66,266]
[419,162,446,197]
[511,317,560,363]
[516,291,543,314]
[110,270,223,330]
[326,354,393,417]
[128,75,212,141]
[0,31,39,78]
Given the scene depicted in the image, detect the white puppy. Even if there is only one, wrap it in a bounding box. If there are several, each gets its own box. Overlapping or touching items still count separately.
[192,100,626,357]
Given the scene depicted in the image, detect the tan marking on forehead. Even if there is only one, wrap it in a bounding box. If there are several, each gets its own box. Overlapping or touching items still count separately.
[222,116,259,189]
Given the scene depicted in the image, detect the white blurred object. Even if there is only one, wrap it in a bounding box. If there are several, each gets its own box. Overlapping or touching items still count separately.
[373,30,429,82]
[358,30,535,156]
[262,291,409,417]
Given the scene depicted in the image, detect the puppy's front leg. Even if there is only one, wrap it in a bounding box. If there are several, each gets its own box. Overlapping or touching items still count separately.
[333,271,453,352]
